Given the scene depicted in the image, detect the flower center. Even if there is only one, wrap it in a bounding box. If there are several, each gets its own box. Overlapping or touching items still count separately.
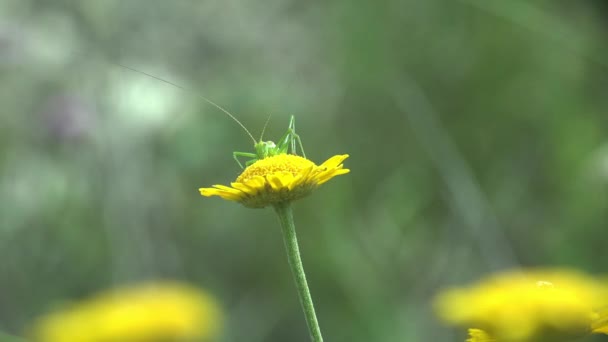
[236,154,316,183]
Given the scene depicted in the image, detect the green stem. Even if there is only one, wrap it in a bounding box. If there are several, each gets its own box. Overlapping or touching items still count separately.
[274,202,324,342]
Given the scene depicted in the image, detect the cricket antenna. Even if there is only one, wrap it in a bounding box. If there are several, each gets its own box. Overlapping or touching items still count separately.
[116,63,257,144]
[259,113,272,142]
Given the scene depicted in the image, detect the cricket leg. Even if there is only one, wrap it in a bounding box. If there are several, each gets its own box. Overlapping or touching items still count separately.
[233,151,258,169]
[291,131,306,158]
[288,115,297,155]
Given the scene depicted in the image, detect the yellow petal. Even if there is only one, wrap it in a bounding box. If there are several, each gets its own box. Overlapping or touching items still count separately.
[289,165,314,190]
[212,185,241,194]
[199,188,242,201]
[267,172,294,191]
[242,175,266,191]
[316,168,351,185]
[215,192,242,201]
[277,172,295,189]
[199,188,220,197]
[230,182,257,195]
[319,154,349,169]
[266,174,284,191]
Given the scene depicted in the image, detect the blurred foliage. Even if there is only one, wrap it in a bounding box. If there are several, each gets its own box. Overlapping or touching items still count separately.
[1,0,608,341]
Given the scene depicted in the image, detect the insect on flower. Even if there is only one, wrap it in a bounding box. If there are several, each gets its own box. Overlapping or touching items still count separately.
[233,114,306,169]
[115,64,348,209]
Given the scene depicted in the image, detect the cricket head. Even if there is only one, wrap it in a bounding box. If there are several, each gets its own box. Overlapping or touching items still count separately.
[255,140,277,159]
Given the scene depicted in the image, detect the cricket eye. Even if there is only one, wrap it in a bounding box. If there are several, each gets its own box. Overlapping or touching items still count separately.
[266,141,276,148]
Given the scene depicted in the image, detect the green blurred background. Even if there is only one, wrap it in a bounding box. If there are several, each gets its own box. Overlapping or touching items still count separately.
[1,0,608,341]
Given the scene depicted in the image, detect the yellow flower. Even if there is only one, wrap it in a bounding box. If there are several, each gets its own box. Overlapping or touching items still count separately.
[31,282,222,342]
[466,328,495,342]
[434,269,608,341]
[199,154,350,208]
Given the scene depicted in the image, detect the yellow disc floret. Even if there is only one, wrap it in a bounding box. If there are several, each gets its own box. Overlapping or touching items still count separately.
[200,154,349,208]
[236,154,316,182]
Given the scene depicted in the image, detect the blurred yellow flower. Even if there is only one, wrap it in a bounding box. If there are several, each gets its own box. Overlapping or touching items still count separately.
[32,282,221,342]
[435,269,608,341]
[200,154,349,208]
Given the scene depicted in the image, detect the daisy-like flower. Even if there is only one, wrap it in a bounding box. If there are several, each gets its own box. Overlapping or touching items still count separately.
[199,154,349,208]
[199,147,349,342]
[434,268,608,342]
[31,282,222,342]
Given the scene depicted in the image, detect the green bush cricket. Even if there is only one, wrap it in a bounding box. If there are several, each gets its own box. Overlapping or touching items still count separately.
[233,114,306,168]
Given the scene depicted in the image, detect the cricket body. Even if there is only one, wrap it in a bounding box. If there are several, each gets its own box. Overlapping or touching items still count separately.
[115,65,306,169]
[233,115,306,169]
